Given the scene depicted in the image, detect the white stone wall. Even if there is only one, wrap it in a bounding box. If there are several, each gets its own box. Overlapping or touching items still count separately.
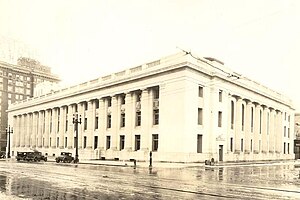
[7,52,295,162]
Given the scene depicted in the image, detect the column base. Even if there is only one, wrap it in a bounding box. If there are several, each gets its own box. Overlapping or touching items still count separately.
[125,147,132,151]
[262,150,268,154]
[244,150,251,154]
[269,150,274,154]
[234,150,240,154]
[253,150,259,154]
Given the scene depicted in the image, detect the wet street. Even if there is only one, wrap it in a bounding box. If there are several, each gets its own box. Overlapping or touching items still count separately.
[0,160,299,199]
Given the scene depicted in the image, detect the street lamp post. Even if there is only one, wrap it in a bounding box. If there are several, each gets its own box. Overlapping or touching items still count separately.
[73,113,81,163]
[6,125,13,159]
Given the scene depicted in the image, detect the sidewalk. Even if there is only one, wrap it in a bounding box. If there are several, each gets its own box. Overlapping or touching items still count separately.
[47,157,300,168]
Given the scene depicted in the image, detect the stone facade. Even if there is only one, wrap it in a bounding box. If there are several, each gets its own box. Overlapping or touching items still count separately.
[7,52,295,162]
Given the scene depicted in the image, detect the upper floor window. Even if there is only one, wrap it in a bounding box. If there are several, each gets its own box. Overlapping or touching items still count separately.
[121,94,126,105]
[218,111,222,127]
[198,86,203,97]
[198,108,203,125]
[219,90,222,102]
[231,101,234,129]
[107,97,112,107]
[95,99,99,109]
[153,86,159,99]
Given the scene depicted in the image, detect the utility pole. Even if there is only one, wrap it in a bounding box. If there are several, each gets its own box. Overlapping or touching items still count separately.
[6,125,13,158]
[73,113,81,163]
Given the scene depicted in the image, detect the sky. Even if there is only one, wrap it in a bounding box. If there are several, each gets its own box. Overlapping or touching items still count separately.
[0,0,300,110]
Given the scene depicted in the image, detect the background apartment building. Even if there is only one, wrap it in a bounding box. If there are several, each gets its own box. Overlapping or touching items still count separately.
[7,52,295,162]
[0,57,60,151]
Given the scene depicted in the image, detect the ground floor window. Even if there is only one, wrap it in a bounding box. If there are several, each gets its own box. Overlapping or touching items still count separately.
[94,136,98,149]
[135,135,140,151]
[152,134,159,151]
[120,135,125,150]
[197,134,202,153]
[106,136,111,150]
[83,136,87,148]
[230,137,233,152]
[57,137,59,148]
[65,137,67,148]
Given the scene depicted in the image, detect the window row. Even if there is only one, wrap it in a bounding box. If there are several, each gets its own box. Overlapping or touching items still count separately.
[46,134,159,152]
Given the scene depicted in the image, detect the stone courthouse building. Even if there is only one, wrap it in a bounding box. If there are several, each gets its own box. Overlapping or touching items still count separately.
[7,52,295,162]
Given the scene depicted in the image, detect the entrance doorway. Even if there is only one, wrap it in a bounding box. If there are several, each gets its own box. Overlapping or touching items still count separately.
[219,145,223,161]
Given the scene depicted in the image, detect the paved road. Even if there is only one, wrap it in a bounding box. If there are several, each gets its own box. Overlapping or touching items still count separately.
[0,160,299,199]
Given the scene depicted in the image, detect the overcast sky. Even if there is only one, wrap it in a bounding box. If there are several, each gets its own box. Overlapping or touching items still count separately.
[0,0,300,110]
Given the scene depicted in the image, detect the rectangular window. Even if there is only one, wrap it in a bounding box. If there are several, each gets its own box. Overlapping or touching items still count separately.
[251,108,254,132]
[230,137,233,152]
[153,86,159,99]
[95,117,99,130]
[65,137,67,148]
[50,137,52,147]
[84,102,88,110]
[136,112,141,126]
[259,110,262,134]
[250,139,253,152]
[84,118,87,130]
[218,111,222,127]
[94,136,98,149]
[65,120,68,132]
[284,126,286,137]
[83,136,87,148]
[283,142,286,154]
[288,128,290,138]
[106,136,111,150]
[121,113,125,127]
[121,95,125,105]
[135,135,141,151]
[197,134,202,153]
[153,109,159,125]
[241,139,243,152]
[219,90,222,102]
[152,134,159,151]
[107,115,112,128]
[57,137,59,148]
[198,86,203,97]
[120,135,125,150]
[95,99,99,109]
[108,97,112,107]
[287,143,290,154]
[198,108,203,125]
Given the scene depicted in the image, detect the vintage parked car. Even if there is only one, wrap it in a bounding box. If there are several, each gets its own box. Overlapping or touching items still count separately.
[0,151,6,159]
[16,151,29,161]
[16,151,47,162]
[55,152,74,163]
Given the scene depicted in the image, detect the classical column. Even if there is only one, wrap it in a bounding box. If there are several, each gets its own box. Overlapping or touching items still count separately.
[52,108,58,148]
[37,111,43,148]
[110,96,118,150]
[253,104,261,154]
[244,101,252,153]
[99,98,105,150]
[19,115,25,147]
[140,89,150,151]
[261,106,267,154]
[87,100,94,149]
[125,92,133,151]
[44,109,50,148]
[275,111,283,154]
[78,103,84,149]
[68,104,75,149]
[25,113,31,147]
[12,116,18,148]
[59,107,65,149]
[234,98,242,154]
[269,108,275,153]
